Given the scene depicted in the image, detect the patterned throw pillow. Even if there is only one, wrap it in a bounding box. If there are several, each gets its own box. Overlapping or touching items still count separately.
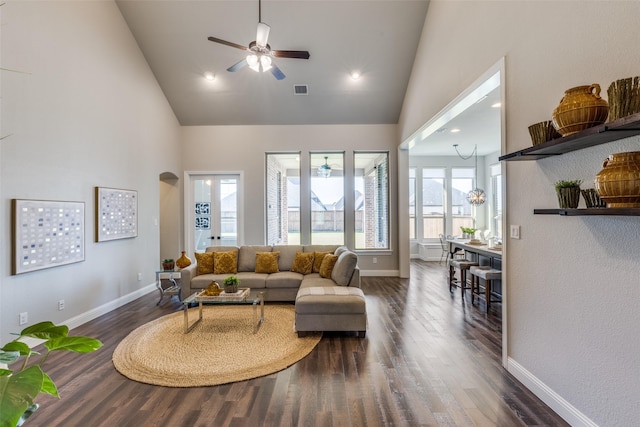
[319,254,339,279]
[291,251,314,274]
[255,252,279,274]
[213,251,238,274]
[194,252,214,275]
[312,251,332,273]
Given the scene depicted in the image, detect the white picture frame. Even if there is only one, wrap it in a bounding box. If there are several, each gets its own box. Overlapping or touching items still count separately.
[12,199,85,275]
[96,187,138,242]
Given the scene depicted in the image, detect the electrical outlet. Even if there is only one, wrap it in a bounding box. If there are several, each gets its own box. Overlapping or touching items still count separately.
[372,257,378,264]
[510,225,521,239]
[19,312,28,325]
[58,300,65,311]
[137,272,142,281]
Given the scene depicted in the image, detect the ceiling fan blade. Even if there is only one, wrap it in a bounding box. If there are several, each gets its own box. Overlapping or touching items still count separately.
[256,22,271,47]
[270,63,286,80]
[227,58,248,72]
[207,36,248,52]
[272,50,310,60]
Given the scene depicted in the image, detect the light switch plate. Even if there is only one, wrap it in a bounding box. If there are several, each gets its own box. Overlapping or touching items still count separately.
[510,225,520,239]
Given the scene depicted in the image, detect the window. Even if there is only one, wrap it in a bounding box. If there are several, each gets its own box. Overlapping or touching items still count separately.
[310,153,344,245]
[451,168,474,233]
[422,168,445,238]
[354,152,389,250]
[409,168,416,239]
[491,163,503,239]
[266,153,300,245]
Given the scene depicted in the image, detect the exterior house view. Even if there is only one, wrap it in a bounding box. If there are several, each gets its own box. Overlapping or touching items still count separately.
[1,1,639,426]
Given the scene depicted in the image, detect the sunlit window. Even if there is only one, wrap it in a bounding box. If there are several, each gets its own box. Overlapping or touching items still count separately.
[409,168,416,239]
[354,152,389,250]
[452,168,474,233]
[310,153,344,245]
[266,153,300,245]
[422,168,445,238]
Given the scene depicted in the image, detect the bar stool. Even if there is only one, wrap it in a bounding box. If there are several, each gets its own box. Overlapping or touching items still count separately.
[449,259,478,300]
[469,266,502,312]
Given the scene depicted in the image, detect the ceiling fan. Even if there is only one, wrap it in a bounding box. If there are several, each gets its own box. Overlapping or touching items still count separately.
[207,0,310,80]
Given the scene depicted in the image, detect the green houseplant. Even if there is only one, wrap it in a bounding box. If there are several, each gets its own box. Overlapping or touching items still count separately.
[460,226,478,239]
[0,321,103,427]
[554,179,582,208]
[161,259,175,271]
[223,275,239,293]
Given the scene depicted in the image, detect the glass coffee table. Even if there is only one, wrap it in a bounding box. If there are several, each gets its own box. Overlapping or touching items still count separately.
[181,288,264,334]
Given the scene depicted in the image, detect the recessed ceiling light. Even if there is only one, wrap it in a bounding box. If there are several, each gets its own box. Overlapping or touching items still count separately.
[492,102,501,108]
[204,72,215,81]
[450,128,461,133]
[350,71,361,80]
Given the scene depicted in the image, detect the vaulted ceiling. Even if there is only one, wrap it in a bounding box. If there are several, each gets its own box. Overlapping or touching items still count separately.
[115,0,430,126]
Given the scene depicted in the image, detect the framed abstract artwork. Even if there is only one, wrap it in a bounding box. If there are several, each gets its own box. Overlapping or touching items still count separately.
[96,187,138,242]
[12,199,85,275]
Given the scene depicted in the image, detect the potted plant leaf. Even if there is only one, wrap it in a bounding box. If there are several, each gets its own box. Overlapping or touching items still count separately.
[222,275,239,293]
[460,226,478,239]
[554,179,582,208]
[0,321,103,427]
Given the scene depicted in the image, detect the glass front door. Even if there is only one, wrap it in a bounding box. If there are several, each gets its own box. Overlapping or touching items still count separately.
[190,175,239,252]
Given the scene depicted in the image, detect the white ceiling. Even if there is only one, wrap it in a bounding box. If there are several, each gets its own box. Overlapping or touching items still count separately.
[115,0,430,126]
[409,86,502,157]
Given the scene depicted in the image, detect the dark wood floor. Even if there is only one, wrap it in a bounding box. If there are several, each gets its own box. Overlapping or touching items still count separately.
[25,261,568,426]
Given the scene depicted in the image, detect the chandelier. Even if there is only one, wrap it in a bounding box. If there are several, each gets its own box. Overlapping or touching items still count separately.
[453,144,486,206]
[317,156,332,178]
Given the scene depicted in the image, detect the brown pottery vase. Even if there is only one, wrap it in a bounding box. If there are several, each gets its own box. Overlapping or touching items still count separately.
[176,251,192,269]
[594,151,640,208]
[552,84,609,136]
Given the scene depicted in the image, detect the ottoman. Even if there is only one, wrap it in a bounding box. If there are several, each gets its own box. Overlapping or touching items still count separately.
[295,286,367,337]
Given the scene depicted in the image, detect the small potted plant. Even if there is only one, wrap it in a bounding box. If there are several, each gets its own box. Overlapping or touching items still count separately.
[554,179,582,208]
[460,226,478,239]
[162,259,175,271]
[223,275,239,293]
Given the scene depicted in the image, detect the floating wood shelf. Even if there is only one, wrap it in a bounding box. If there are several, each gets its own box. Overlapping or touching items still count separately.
[499,112,640,161]
[533,208,640,216]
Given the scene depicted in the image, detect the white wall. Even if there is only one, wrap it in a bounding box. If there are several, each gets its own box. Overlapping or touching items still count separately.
[181,124,399,274]
[0,1,181,343]
[399,1,640,425]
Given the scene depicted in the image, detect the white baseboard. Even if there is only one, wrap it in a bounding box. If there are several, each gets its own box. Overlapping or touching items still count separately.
[19,283,157,348]
[360,270,399,277]
[507,357,597,427]
[65,283,157,331]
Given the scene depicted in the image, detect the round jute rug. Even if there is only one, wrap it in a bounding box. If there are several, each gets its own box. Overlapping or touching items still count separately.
[112,305,321,387]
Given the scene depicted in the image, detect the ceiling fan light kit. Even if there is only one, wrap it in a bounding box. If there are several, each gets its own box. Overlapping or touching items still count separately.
[207,0,310,80]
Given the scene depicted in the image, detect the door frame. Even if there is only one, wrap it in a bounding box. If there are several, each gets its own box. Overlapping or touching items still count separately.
[183,171,244,253]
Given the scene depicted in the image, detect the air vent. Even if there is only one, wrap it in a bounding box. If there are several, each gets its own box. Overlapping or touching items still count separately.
[293,84,308,95]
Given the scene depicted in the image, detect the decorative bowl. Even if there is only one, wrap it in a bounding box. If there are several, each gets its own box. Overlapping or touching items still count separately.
[528,120,561,145]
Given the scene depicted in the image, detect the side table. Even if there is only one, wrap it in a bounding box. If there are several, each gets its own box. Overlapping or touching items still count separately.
[155,270,181,305]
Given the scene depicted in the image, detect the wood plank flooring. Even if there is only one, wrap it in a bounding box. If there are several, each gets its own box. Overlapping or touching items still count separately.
[24,261,568,426]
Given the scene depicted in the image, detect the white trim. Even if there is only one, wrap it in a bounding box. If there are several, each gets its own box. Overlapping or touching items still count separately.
[19,283,157,348]
[359,269,399,277]
[507,358,598,427]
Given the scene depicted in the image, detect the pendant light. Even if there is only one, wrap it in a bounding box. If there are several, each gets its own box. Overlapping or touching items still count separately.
[453,144,486,206]
[317,156,331,178]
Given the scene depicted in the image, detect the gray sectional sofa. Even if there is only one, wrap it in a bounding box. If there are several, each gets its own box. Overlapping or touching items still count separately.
[180,244,367,337]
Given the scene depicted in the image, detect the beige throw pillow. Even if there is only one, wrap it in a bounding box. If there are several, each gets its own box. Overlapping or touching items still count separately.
[255,251,279,274]
[213,251,238,274]
[291,251,314,274]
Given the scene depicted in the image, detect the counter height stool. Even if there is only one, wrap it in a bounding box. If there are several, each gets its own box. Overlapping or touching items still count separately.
[449,259,478,300]
[469,266,502,312]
